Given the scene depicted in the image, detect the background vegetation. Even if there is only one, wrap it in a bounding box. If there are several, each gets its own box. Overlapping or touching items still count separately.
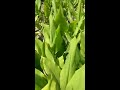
[35,0,85,90]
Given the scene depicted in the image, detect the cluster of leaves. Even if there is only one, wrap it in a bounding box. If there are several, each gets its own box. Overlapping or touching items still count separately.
[35,0,85,90]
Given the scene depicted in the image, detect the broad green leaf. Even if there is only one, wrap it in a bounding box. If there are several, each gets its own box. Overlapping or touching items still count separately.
[64,44,70,54]
[41,76,60,90]
[76,0,82,21]
[80,53,85,65]
[67,9,73,23]
[60,37,78,90]
[49,14,56,47]
[42,24,50,44]
[42,57,61,85]
[68,1,76,19]
[50,77,60,90]
[65,32,72,42]
[35,38,43,55]
[80,19,85,31]
[35,84,41,90]
[73,16,84,36]
[50,79,57,90]
[69,20,78,33]
[35,68,48,90]
[44,1,50,18]
[75,47,83,69]
[53,25,63,54]
[35,51,42,71]
[77,32,81,44]
[52,0,57,16]
[35,0,85,90]
[54,5,69,34]
[80,31,85,57]
[66,64,85,90]
[35,15,38,22]
[35,0,41,10]
[52,25,61,46]
[56,39,67,58]
[41,75,52,90]
[41,83,49,90]
[45,43,54,63]
[58,55,64,69]
[56,0,61,9]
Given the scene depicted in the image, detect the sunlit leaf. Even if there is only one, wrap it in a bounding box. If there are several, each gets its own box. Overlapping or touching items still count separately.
[66,64,85,90]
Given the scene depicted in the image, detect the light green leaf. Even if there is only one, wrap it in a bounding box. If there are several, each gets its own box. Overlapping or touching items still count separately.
[77,32,81,43]
[45,43,54,63]
[42,24,50,44]
[75,47,83,69]
[76,0,82,21]
[50,77,60,90]
[58,55,64,69]
[68,1,76,19]
[52,0,57,16]
[54,5,69,33]
[35,38,43,55]
[60,37,78,90]
[49,14,56,47]
[73,16,84,36]
[80,31,85,57]
[41,75,52,90]
[42,57,61,85]
[67,9,73,22]
[66,64,85,90]
[35,0,41,10]
[65,32,72,42]
[41,76,60,90]
[35,15,38,22]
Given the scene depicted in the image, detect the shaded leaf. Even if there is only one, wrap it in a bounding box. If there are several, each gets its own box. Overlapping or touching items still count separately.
[35,84,41,90]
[53,25,63,54]
[68,20,78,33]
[44,1,50,17]
[35,68,48,90]
[35,51,42,71]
